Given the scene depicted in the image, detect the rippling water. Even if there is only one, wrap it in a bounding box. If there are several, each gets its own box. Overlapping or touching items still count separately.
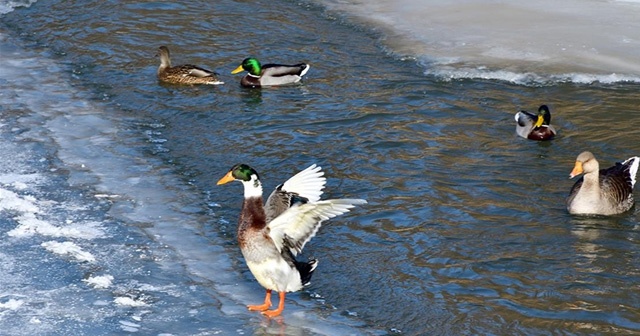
[2,0,640,335]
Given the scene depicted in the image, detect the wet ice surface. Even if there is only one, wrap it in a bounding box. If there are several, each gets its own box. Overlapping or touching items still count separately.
[0,34,378,335]
[0,35,233,335]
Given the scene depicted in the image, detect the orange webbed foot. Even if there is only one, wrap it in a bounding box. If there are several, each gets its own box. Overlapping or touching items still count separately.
[248,289,272,312]
[260,291,286,318]
[261,308,284,318]
[247,303,271,311]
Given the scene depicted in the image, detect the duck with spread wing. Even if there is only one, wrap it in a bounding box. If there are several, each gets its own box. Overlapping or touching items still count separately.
[217,163,366,317]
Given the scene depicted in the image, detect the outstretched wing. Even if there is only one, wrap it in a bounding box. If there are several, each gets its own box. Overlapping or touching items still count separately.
[265,164,326,222]
[268,198,367,256]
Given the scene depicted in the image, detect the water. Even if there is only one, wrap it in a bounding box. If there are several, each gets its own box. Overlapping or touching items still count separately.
[1,0,640,335]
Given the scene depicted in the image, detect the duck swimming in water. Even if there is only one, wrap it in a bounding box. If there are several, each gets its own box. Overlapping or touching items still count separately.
[231,57,309,88]
[514,105,556,141]
[567,151,639,215]
[156,46,223,85]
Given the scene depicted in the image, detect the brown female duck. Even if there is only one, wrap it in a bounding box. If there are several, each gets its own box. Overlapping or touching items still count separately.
[157,46,223,85]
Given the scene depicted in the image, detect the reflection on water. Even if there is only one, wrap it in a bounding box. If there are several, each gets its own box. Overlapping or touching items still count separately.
[2,0,640,334]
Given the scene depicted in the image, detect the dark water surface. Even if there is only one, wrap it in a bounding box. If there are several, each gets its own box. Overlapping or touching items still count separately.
[2,0,640,335]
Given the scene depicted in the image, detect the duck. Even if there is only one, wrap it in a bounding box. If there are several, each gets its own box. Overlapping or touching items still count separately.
[231,57,310,88]
[514,105,557,140]
[566,151,640,215]
[157,46,224,85]
[217,163,366,317]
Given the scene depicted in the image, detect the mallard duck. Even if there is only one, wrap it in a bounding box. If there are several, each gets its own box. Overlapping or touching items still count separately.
[157,46,223,85]
[514,105,557,140]
[231,57,310,88]
[217,163,366,317]
[567,151,640,215]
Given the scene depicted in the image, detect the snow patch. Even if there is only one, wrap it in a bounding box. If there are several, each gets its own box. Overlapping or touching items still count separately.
[114,297,147,307]
[8,214,105,239]
[0,172,40,188]
[83,275,114,289]
[0,188,39,214]
[0,299,24,310]
[41,241,96,262]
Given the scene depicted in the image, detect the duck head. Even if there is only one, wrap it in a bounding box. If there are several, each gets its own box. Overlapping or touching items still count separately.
[157,46,172,71]
[217,164,263,197]
[217,164,260,184]
[231,58,262,76]
[570,151,598,179]
[534,105,551,128]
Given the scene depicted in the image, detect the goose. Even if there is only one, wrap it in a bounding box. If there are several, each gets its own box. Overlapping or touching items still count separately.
[567,151,639,215]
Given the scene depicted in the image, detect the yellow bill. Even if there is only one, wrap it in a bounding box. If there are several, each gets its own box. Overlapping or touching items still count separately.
[534,115,544,128]
[231,65,245,74]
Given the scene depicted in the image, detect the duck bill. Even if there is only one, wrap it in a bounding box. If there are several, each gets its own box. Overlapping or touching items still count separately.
[569,161,583,179]
[217,171,236,185]
[231,65,244,74]
[534,115,544,128]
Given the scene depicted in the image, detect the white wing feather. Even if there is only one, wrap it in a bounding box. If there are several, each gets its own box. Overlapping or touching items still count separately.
[268,198,367,255]
[187,68,212,78]
[623,156,640,188]
[280,164,326,202]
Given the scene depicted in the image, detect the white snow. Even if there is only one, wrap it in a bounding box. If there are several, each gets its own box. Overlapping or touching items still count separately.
[114,297,147,307]
[8,214,105,239]
[83,275,114,289]
[41,241,96,263]
[0,188,39,214]
[0,299,24,310]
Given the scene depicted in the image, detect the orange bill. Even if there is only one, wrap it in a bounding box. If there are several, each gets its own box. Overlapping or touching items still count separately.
[217,171,235,185]
[569,161,583,178]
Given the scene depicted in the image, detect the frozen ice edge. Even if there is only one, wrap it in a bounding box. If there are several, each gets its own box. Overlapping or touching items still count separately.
[0,34,381,335]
